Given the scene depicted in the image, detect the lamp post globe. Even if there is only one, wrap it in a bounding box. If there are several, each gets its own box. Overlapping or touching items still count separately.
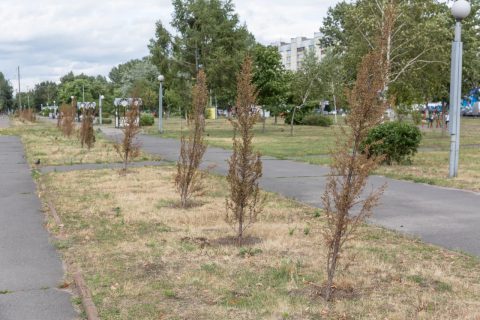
[451,0,471,20]
[99,95,105,125]
[158,75,165,82]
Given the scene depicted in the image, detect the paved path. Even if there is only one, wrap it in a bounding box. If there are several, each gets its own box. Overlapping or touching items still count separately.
[102,127,480,256]
[0,136,77,319]
[0,115,10,128]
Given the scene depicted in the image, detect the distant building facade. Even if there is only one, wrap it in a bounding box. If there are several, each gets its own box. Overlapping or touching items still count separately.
[272,32,324,72]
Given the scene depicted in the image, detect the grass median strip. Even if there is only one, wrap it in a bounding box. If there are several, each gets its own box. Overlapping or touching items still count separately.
[41,165,480,319]
[0,119,158,166]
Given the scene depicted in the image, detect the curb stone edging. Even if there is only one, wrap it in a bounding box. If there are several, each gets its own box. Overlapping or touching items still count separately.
[40,182,100,320]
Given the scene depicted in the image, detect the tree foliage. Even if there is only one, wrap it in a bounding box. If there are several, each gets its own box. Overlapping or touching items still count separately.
[149,0,254,105]
[320,0,453,104]
[32,81,58,109]
[79,107,96,150]
[58,103,76,137]
[175,69,208,208]
[226,57,264,240]
[252,44,287,112]
[58,72,111,106]
[0,72,14,111]
[286,50,323,135]
[114,104,141,173]
[322,47,388,301]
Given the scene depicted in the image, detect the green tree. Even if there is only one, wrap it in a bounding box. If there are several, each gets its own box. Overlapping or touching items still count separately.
[148,21,174,83]
[459,0,480,91]
[319,49,348,122]
[109,59,160,112]
[287,50,323,135]
[32,81,58,109]
[252,44,287,127]
[58,73,110,104]
[0,73,14,111]
[150,0,254,106]
[320,0,452,105]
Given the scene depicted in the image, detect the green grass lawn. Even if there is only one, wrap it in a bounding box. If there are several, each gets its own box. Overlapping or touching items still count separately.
[143,116,480,191]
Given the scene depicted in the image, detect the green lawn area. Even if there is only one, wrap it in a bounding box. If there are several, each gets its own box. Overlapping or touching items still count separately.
[144,116,480,191]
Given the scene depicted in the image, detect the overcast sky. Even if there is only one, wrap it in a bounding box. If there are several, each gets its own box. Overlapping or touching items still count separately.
[0,0,341,90]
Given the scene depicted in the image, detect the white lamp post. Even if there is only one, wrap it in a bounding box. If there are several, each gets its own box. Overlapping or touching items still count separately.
[99,95,105,125]
[158,75,165,133]
[449,0,471,178]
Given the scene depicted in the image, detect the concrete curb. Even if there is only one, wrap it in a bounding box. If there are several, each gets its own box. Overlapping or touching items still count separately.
[73,272,99,320]
[40,182,100,320]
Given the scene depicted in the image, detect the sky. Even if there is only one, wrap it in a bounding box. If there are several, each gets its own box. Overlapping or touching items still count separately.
[0,0,341,91]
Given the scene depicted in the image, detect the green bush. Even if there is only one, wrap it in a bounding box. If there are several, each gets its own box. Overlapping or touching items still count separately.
[283,102,317,125]
[102,112,110,119]
[102,118,112,125]
[363,121,422,165]
[140,113,154,126]
[40,109,50,117]
[302,114,333,127]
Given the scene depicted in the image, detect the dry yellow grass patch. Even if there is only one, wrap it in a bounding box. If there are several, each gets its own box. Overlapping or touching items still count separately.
[40,166,480,319]
[1,119,156,166]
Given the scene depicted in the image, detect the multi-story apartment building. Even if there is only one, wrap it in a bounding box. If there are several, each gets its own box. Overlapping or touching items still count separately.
[272,32,323,71]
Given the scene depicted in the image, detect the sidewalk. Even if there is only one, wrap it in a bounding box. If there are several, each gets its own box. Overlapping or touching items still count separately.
[102,127,480,256]
[0,135,76,319]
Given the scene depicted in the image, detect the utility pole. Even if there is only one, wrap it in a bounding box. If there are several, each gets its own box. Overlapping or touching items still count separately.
[158,75,165,133]
[17,66,21,109]
[82,84,85,102]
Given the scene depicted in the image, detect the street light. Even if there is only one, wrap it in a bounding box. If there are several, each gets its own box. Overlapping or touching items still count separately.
[158,74,165,133]
[449,0,471,178]
[99,95,105,125]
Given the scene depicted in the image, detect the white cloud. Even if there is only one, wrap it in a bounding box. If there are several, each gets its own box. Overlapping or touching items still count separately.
[0,0,340,90]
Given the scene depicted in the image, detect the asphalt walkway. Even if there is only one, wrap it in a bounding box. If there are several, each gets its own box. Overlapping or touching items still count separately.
[0,133,76,319]
[102,127,480,256]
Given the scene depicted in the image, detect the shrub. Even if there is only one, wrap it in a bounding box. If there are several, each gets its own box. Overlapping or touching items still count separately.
[102,118,112,125]
[41,109,50,117]
[283,102,316,125]
[302,114,333,127]
[363,121,422,165]
[102,112,110,119]
[140,113,154,126]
